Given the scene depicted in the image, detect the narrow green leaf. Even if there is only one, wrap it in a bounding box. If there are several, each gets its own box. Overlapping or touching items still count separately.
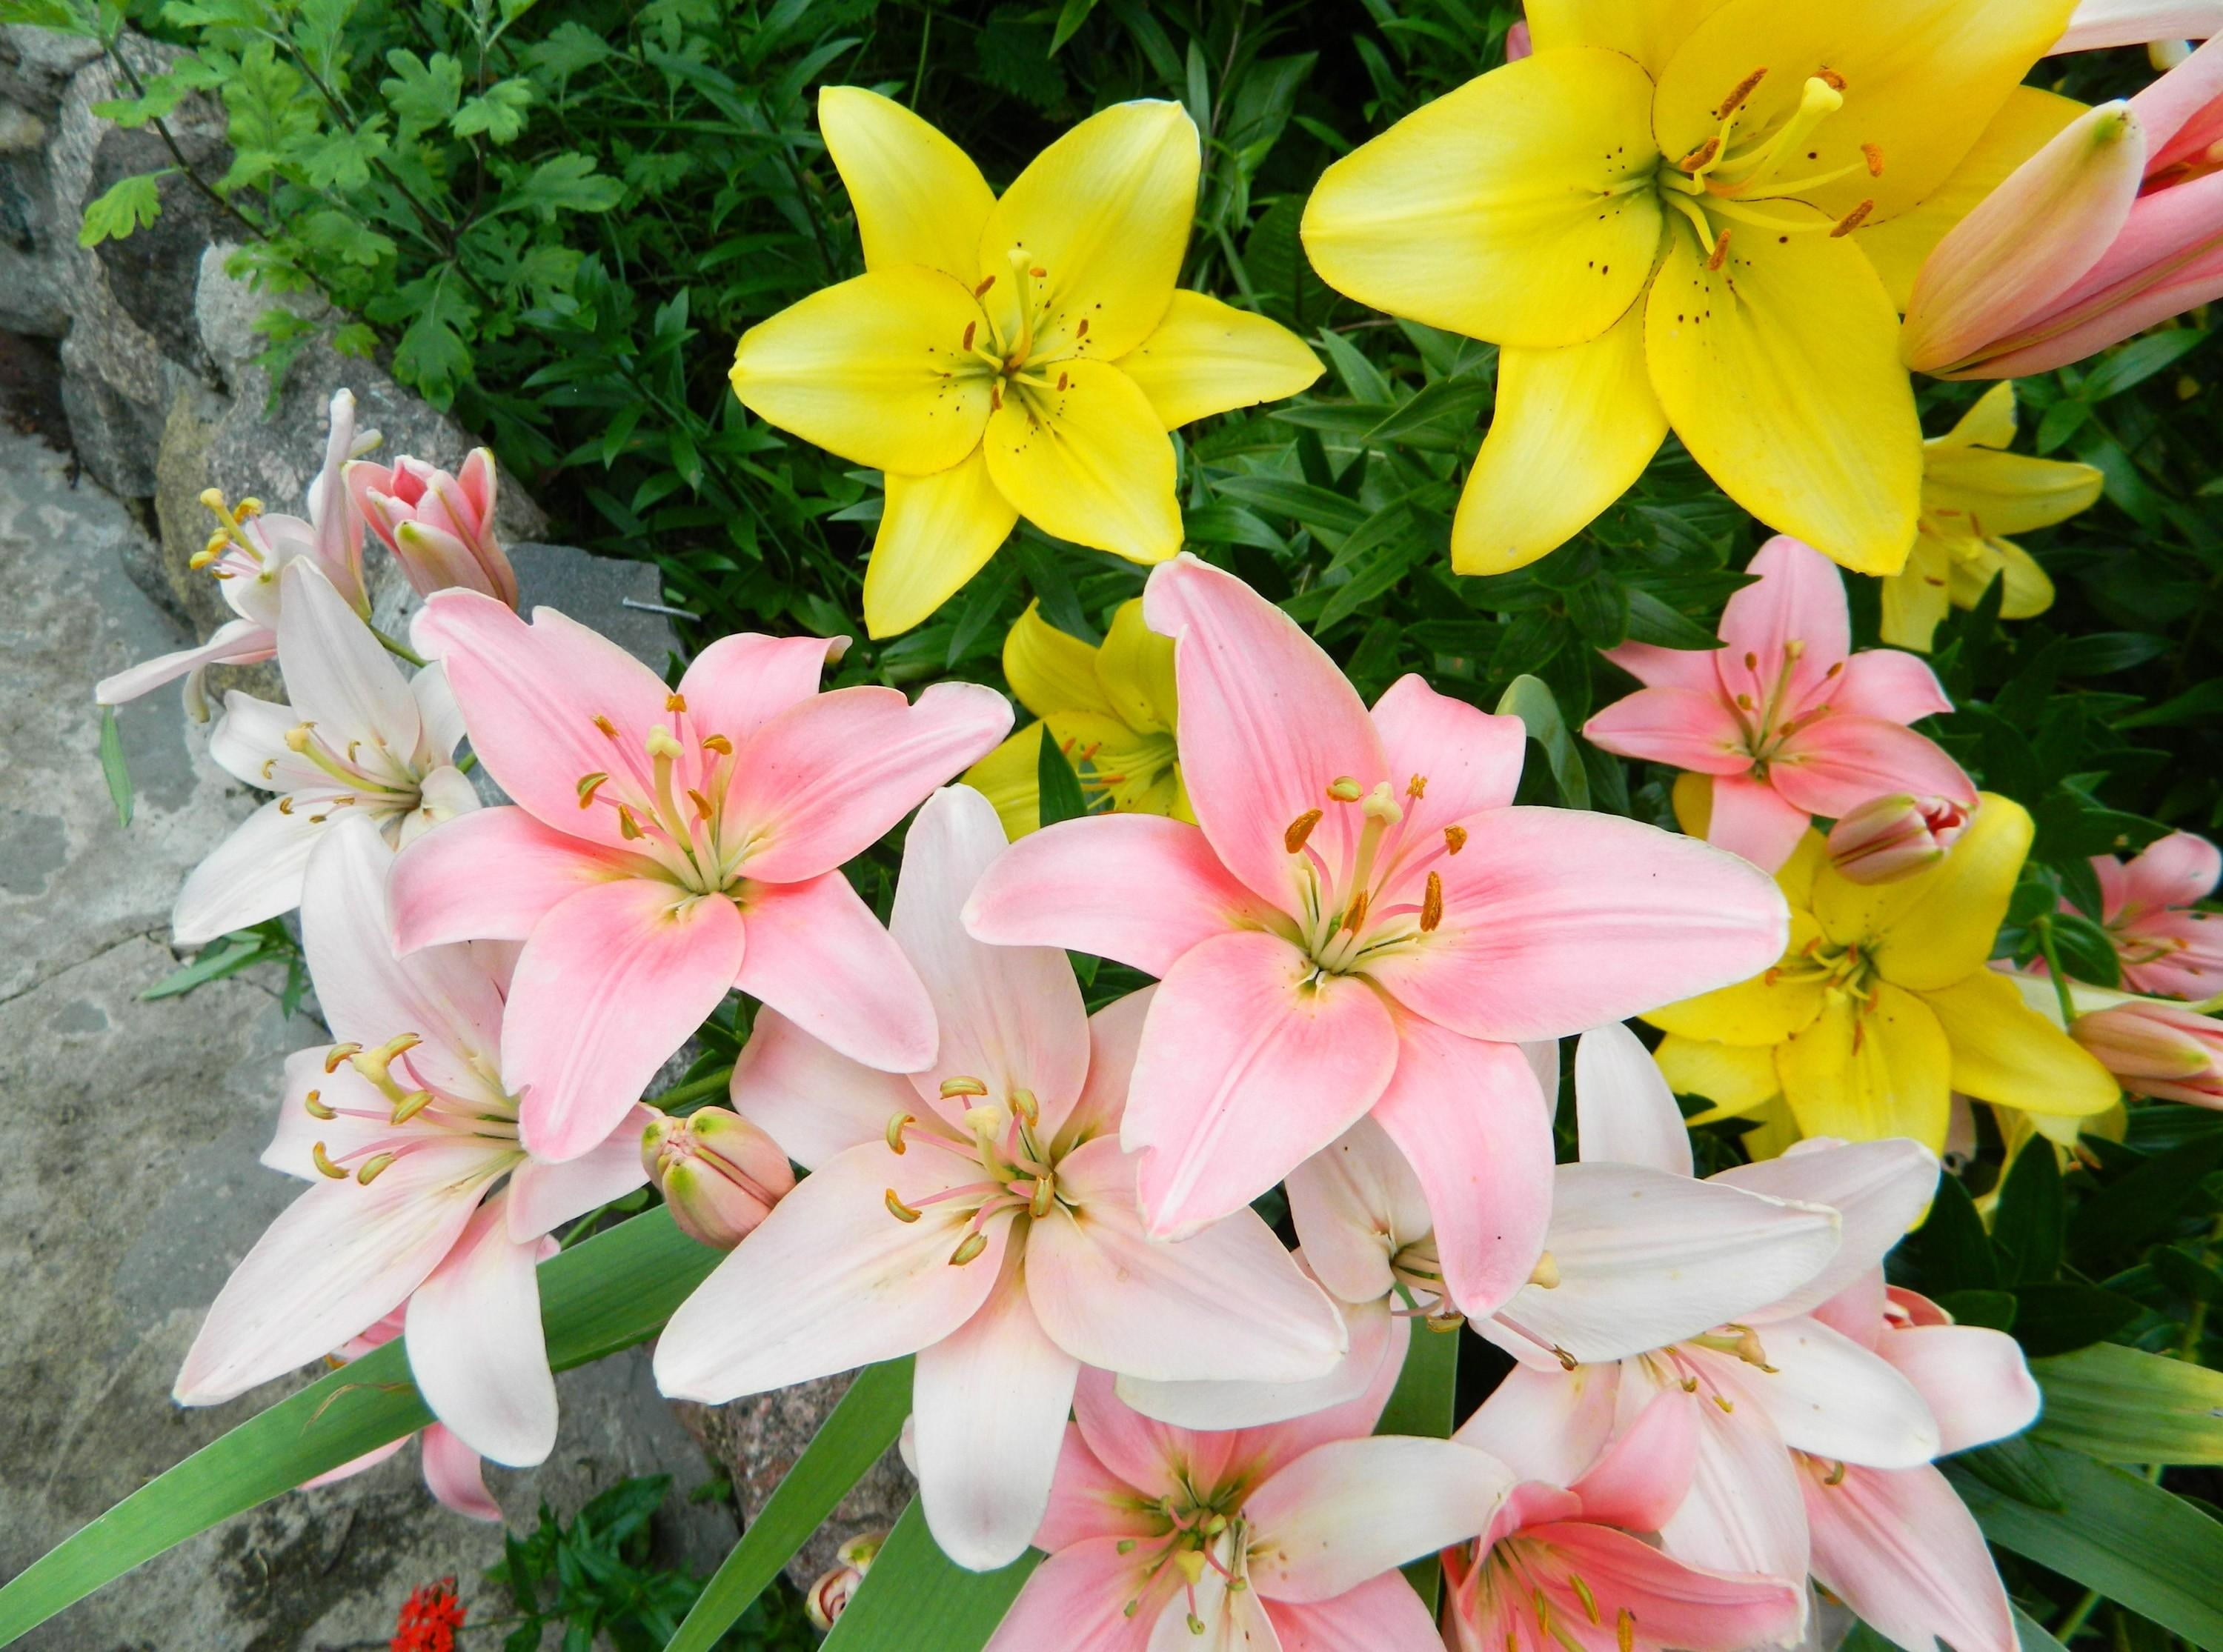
[2013,1605,2072,1652]
[0,1210,717,1647]
[664,1359,913,1652]
[141,933,271,1001]
[1948,1441,2223,1648]
[97,705,132,827]
[1376,1325,1459,1613]
[1047,0,1099,53]
[2033,1342,2223,1465]
[1036,724,1089,828]
[1991,1140,2063,1285]
[1496,674,1588,808]
[820,1503,1037,1651]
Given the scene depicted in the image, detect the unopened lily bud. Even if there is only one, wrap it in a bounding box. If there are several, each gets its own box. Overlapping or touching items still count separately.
[805,1531,885,1630]
[641,1107,796,1249]
[343,448,518,607]
[2072,1001,2223,1105]
[1827,793,1971,884]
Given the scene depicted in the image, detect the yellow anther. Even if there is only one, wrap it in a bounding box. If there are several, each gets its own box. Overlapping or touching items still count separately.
[312,1142,349,1179]
[1342,890,1370,934]
[940,1076,990,1099]
[1861,141,1884,176]
[1824,1459,1847,1486]
[277,796,295,814]
[688,788,714,820]
[948,1232,988,1266]
[1678,135,1721,173]
[1527,1250,1561,1289]
[665,693,688,713]
[1713,66,1767,119]
[594,714,619,737]
[617,805,646,841]
[302,1088,336,1120]
[1444,825,1467,855]
[972,274,996,299]
[1713,1393,1736,1413]
[962,321,977,350]
[1326,776,1364,802]
[1420,871,1444,933]
[576,772,608,807]
[356,1151,398,1185]
[1010,1088,1040,1126]
[1284,808,1323,853]
[1816,64,1845,90]
[1423,1310,1466,1333]
[1731,1324,1777,1371]
[1406,773,1428,799]
[1618,1608,1636,1652]
[391,1090,435,1125]
[1707,227,1734,271]
[885,1113,914,1154]
[702,733,733,756]
[324,1042,363,1073]
[885,1188,923,1222]
[1571,1573,1600,1625]
[1830,199,1875,237]
[1029,1176,1055,1219]
[1554,1345,1578,1370]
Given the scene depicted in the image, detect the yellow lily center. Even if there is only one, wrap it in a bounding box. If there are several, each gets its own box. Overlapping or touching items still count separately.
[1283,774,1456,980]
[881,1079,1074,1265]
[951,247,1092,416]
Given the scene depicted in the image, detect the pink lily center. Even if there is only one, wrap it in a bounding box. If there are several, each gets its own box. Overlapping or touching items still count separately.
[1108,1466,1268,1633]
[1281,773,1458,981]
[882,1077,1079,1268]
[1461,1527,1644,1652]
[305,1030,523,1190]
[190,488,283,593]
[575,694,760,899]
[1724,636,1844,780]
[276,719,438,833]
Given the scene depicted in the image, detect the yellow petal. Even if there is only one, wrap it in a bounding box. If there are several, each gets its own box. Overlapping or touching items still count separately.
[1655,1033,1782,1112]
[1672,770,1714,837]
[982,359,1180,564]
[1452,302,1667,575]
[817,87,996,286]
[1778,983,1953,1150]
[1092,597,1177,735]
[1924,446,2103,537]
[980,100,1199,362]
[1922,970,2122,1119]
[1930,382,2019,452]
[1815,791,2031,990]
[1301,51,1665,351]
[1526,0,1727,76]
[1984,536,2057,619]
[1775,828,1829,913]
[1051,713,1176,808]
[863,448,1018,639]
[965,722,1051,839]
[731,267,992,476]
[1114,290,1322,431]
[1648,910,1825,1045]
[1878,534,1954,651]
[1644,207,1920,576]
[1003,600,1116,722]
[1652,0,2080,224]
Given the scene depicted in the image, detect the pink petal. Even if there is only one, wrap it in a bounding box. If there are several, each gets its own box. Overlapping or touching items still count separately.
[1875,1323,2039,1453]
[390,806,640,951]
[1262,1572,1441,1652]
[1770,716,1976,820]
[1704,772,1815,872]
[1658,1382,1810,1585]
[300,1435,411,1490]
[891,786,1090,1122]
[720,681,1011,885]
[734,869,936,1073]
[1072,1366,1223,1502]
[2121,830,2223,913]
[504,879,747,1162]
[415,591,672,846]
[1703,1319,1940,1468]
[1369,673,1526,834]
[1117,1296,1406,1434]
[1453,1362,1624,1491]
[653,1140,1011,1400]
[674,631,844,750]
[1713,1139,1941,1319]
[963,814,1276,976]
[914,1262,1080,1570]
[1124,930,1400,1236]
[1286,1116,1432,1306]
[983,1536,1165,1652]
[1244,1437,1512,1604]
[731,1006,922,1170]
[1573,1021,1694,1176]
[1581,687,1752,774]
[1142,554,1385,910]
[1601,642,1726,695]
[1166,1565,1287,1652]
[503,1105,657,1240]
[422,1424,503,1522]
[265,1052,394,1180]
[1520,1522,1805,1650]
[1367,809,1789,1042]
[276,561,420,756]
[1062,985,1154,1148]
[1026,1137,1346,1382]
[1975,201,2223,376]
[1828,650,1954,725]
[1369,1021,1553,1316]
[94,616,273,707]
[2053,0,2223,55]
[404,1194,556,1466]
[1715,538,1851,713]
[172,797,325,947]
[1804,1463,2016,1652]
[1812,1269,1893,1348]
[1035,1425,1161,1552]
[1571,1388,1699,1531]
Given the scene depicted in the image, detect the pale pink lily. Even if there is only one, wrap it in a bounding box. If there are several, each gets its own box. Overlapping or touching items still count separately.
[1443,1388,1804,1652]
[175,818,653,1468]
[654,786,1345,1571]
[346,447,519,607]
[984,1362,1512,1651]
[388,591,1010,1161]
[2051,0,2223,53]
[1905,35,2223,378]
[1585,536,1976,874]
[2060,990,2223,1106]
[301,1310,505,1523]
[95,389,371,718]
[174,561,478,947]
[2071,830,2223,997]
[966,556,1788,1314]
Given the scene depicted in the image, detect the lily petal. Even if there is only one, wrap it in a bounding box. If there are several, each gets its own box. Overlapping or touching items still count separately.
[172,797,325,947]
[865,450,1020,640]
[818,86,994,285]
[982,359,1181,565]
[405,1196,556,1467]
[1923,969,2122,1118]
[1828,650,1955,724]
[1715,1139,1941,1318]
[1708,1318,1940,1467]
[734,870,937,1075]
[1778,984,1953,1150]
[503,1107,657,1240]
[422,1424,502,1522]
[983,1536,1166,1652]
[1581,686,1753,774]
[1817,793,2029,990]
[1244,1437,1512,1604]
[1805,1462,2016,1652]
[277,560,420,759]
[1769,714,1976,820]
[674,633,843,750]
[1876,1322,2040,1453]
[1659,1382,1810,1585]
[1115,290,1323,430]
[1261,1571,1441,1652]
[731,1007,921,1170]
[1574,1020,1694,1176]
[389,806,638,950]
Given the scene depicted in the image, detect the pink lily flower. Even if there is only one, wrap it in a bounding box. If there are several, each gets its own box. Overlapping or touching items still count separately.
[2072,830,2223,997]
[346,448,519,607]
[388,591,1010,1161]
[964,556,1789,1313]
[2050,0,2223,53]
[983,1362,1513,1651]
[1794,1276,2041,1652]
[175,818,654,1468]
[302,1310,506,1523]
[174,561,479,947]
[1585,536,1976,874]
[2071,996,2223,1105]
[96,389,371,718]
[1443,1388,1804,1652]
[1904,36,2223,379]
[654,787,1346,1571]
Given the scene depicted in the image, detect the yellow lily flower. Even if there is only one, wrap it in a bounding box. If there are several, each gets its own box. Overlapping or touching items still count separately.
[1299,0,2081,580]
[1880,382,2104,651]
[730,88,1323,639]
[963,598,1192,838]
[1644,794,2119,1155]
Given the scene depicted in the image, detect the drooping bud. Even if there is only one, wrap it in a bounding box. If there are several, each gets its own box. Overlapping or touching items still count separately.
[2073,1000,2223,1104]
[1826,793,1971,884]
[641,1107,796,1250]
[805,1531,885,1631]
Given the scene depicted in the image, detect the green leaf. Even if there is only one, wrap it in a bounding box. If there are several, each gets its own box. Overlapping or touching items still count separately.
[1912,1173,1999,1292]
[1048,0,1098,52]
[2008,1282,2141,1357]
[78,173,165,248]
[2013,1605,2073,1652]
[1376,1325,1458,1613]
[2079,328,2208,401]
[1497,674,1588,808]
[509,152,625,219]
[663,1360,913,1652]
[96,705,131,827]
[2032,1342,2223,1465]
[392,270,476,404]
[1991,1140,2063,1285]
[2070,1135,2223,1262]
[1036,724,1089,828]
[1211,475,1370,539]
[452,77,535,144]
[141,931,276,1000]
[2045,910,2121,989]
[382,47,462,137]
[1949,1440,2223,1648]
[0,1210,718,1646]
[820,1503,1037,1651]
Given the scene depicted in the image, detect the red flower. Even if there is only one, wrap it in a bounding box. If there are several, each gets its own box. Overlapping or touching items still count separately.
[391,1577,467,1652]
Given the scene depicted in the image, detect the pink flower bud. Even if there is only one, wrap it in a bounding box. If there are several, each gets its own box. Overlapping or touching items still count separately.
[805,1531,885,1630]
[2072,1001,2223,1105]
[343,449,519,608]
[1504,18,1531,59]
[1826,793,1972,884]
[641,1107,795,1249]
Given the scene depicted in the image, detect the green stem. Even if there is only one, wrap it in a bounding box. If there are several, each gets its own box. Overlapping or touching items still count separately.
[2033,917,2081,1028]
[645,1065,737,1113]
[2056,1588,2102,1642]
[368,623,428,668]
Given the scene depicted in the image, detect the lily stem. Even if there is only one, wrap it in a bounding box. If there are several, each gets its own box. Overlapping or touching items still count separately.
[645,1065,737,1113]
[2055,1587,2101,1641]
[369,623,428,668]
[2033,916,2081,1027]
